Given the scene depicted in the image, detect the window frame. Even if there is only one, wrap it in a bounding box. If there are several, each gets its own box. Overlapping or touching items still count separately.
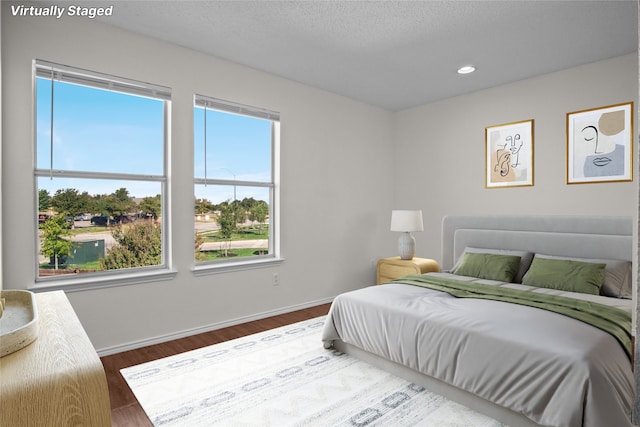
[32,59,175,290]
[193,94,282,274]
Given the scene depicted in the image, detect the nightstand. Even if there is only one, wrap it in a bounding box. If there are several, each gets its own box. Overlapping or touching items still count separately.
[376,256,440,284]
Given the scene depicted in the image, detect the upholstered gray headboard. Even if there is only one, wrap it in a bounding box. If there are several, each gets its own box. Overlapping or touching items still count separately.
[441,215,632,271]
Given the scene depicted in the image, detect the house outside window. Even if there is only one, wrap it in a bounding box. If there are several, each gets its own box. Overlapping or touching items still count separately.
[193,95,280,270]
[34,60,171,284]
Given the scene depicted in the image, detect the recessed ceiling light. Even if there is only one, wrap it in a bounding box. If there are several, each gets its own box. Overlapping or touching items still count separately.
[457,65,476,75]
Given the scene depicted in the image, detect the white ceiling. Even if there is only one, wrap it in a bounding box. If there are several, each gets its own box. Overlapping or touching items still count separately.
[65,1,639,110]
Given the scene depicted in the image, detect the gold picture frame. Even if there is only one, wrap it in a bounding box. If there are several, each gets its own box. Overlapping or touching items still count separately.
[485,119,534,188]
[566,102,634,184]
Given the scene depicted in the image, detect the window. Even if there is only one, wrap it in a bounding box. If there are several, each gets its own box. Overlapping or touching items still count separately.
[193,95,280,270]
[34,60,170,283]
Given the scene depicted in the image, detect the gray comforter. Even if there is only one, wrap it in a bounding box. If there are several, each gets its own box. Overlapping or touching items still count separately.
[321,272,634,427]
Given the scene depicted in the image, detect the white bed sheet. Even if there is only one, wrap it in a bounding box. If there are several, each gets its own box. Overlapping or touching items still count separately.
[321,273,634,427]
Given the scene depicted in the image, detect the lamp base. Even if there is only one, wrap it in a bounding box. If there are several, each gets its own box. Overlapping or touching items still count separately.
[398,232,415,260]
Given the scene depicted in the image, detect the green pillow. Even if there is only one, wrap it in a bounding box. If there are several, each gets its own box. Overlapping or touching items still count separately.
[453,252,521,282]
[521,257,606,295]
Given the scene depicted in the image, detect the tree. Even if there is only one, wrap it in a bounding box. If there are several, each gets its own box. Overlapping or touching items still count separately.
[139,195,161,219]
[249,201,268,232]
[40,214,73,270]
[52,188,90,217]
[195,198,214,215]
[91,194,112,216]
[91,189,135,218]
[240,197,258,210]
[230,199,246,226]
[195,232,206,262]
[111,188,136,216]
[100,222,162,269]
[38,189,51,212]
[216,202,236,257]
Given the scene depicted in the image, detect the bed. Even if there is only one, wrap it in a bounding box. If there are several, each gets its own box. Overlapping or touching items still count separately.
[321,215,634,427]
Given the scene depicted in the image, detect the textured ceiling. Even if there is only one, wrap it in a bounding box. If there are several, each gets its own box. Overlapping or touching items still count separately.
[54,1,640,110]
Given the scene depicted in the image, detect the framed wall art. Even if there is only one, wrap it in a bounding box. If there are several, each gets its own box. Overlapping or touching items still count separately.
[485,119,534,188]
[566,102,633,184]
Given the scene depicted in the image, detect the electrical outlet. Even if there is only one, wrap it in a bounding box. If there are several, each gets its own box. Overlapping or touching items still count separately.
[272,272,280,286]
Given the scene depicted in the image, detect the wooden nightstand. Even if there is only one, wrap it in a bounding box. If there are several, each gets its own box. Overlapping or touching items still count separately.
[376,256,440,284]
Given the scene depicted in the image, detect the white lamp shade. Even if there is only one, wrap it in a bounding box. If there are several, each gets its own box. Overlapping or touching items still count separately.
[390,210,424,232]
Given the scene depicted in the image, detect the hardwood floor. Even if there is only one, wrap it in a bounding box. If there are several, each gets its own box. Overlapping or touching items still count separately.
[101,303,332,426]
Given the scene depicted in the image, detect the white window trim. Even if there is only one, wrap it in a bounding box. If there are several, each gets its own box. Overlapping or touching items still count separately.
[30,268,178,293]
[192,257,284,276]
[193,95,281,273]
[32,60,172,287]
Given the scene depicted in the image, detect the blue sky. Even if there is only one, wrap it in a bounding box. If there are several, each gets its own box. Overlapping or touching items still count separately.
[193,107,272,203]
[37,78,272,203]
[36,78,164,176]
[193,107,272,182]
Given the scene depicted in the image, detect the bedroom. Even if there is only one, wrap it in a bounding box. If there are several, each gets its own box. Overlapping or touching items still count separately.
[0,0,638,425]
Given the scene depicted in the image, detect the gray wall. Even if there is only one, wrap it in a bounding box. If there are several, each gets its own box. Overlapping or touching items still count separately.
[393,54,638,262]
[1,3,638,355]
[1,5,394,353]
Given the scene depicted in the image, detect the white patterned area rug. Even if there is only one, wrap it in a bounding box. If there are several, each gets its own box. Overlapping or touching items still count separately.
[121,316,505,427]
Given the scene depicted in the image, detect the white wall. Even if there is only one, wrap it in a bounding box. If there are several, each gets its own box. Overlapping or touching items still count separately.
[394,54,639,263]
[2,3,638,355]
[1,5,394,353]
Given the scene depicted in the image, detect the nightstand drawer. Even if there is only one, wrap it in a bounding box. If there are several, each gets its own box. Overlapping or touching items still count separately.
[378,263,418,279]
[376,257,440,284]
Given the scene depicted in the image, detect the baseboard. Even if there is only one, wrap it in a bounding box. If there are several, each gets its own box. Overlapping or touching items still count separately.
[97,296,334,356]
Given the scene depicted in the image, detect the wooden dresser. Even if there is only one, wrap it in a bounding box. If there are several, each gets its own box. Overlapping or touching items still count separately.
[0,291,111,426]
[377,256,440,284]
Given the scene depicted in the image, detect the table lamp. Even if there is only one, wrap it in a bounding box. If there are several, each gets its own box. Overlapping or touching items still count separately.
[390,210,423,260]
